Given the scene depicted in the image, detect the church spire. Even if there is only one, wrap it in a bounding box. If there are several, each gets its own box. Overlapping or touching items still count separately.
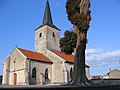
[36,0,60,30]
[42,0,53,25]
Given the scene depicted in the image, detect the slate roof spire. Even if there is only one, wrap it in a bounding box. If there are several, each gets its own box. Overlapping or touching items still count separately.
[42,0,53,25]
[36,0,60,30]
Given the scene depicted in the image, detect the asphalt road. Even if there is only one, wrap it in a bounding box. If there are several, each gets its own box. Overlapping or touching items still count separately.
[1,85,120,90]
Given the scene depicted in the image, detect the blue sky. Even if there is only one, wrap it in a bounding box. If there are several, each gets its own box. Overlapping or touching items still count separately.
[0,0,120,76]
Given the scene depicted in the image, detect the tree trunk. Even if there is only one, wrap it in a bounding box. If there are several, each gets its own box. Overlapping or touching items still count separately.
[68,25,90,86]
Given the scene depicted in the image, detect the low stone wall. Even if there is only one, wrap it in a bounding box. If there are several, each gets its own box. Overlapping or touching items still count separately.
[1,85,120,90]
[91,79,120,85]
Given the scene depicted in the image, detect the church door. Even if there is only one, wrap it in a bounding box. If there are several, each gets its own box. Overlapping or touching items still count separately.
[14,73,17,85]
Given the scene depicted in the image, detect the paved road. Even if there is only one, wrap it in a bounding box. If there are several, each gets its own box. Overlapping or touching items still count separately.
[1,85,120,90]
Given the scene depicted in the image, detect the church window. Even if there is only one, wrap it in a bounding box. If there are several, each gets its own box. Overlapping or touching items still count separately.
[32,67,36,78]
[52,32,55,37]
[70,67,73,80]
[39,33,42,37]
[45,68,48,79]
[14,58,16,63]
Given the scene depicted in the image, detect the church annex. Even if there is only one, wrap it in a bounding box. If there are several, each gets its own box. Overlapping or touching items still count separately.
[2,0,90,85]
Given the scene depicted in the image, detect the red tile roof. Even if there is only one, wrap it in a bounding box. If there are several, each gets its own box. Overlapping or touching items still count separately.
[92,76,103,79]
[52,51,89,67]
[17,48,52,63]
[52,51,74,63]
[17,47,89,67]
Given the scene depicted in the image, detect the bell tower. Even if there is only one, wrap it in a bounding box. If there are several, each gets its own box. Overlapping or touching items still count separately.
[35,0,61,53]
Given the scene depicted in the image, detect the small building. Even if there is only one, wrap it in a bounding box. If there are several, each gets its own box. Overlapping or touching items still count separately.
[103,69,120,79]
[91,75,103,79]
[2,0,90,85]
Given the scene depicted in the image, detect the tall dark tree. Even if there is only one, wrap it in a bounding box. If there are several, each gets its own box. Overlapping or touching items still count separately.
[66,0,91,85]
[0,75,2,85]
[60,30,77,55]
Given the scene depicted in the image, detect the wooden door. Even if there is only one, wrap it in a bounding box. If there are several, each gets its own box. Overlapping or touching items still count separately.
[14,73,17,85]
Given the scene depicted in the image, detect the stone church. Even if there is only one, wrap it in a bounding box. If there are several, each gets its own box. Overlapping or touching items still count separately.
[2,0,90,85]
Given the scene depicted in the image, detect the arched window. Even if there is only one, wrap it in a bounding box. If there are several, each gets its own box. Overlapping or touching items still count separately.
[39,33,42,37]
[70,67,73,79]
[52,32,55,37]
[32,67,36,78]
[45,68,48,79]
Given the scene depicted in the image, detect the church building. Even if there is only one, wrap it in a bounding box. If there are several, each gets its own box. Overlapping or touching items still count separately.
[2,0,90,85]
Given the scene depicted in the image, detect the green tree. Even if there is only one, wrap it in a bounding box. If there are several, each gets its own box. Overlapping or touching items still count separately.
[66,0,91,85]
[60,30,77,55]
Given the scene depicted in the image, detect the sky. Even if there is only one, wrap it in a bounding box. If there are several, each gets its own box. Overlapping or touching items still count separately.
[0,0,120,76]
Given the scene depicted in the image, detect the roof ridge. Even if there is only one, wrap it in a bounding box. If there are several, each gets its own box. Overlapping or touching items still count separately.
[17,47,42,54]
[51,50,89,67]
[17,47,52,63]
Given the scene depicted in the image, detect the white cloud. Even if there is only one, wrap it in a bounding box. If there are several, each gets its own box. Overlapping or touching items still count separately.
[86,50,120,61]
[85,48,103,54]
[85,49,96,54]
[85,48,120,75]
[85,49,120,70]
[98,61,109,66]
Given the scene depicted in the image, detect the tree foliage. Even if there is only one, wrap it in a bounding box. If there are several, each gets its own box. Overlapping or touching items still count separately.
[66,0,91,31]
[60,30,77,55]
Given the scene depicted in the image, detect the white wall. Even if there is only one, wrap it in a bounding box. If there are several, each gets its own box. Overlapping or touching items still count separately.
[85,66,91,80]
[46,26,61,52]
[46,49,65,84]
[65,63,74,82]
[103,70,120,79]
[9,48,26,85]
[35,25,61,54]
[2,56,10,85]
[29,60,52,85]
[65,63,90,81]
[35,26,47,53]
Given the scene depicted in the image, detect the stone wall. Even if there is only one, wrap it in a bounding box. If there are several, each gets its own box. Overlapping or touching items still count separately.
[65,63,74,82]
[46,49,65,84]
[35,25,61,54]
[85,67,91,80]
[9,48,26,85]
[35,26,47,53]
[91,79,120,85]
[29,60,52,85]
[103,69,120,79]
[2,56,10,85]
[46,26,61,52]
[46,49,91,84]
